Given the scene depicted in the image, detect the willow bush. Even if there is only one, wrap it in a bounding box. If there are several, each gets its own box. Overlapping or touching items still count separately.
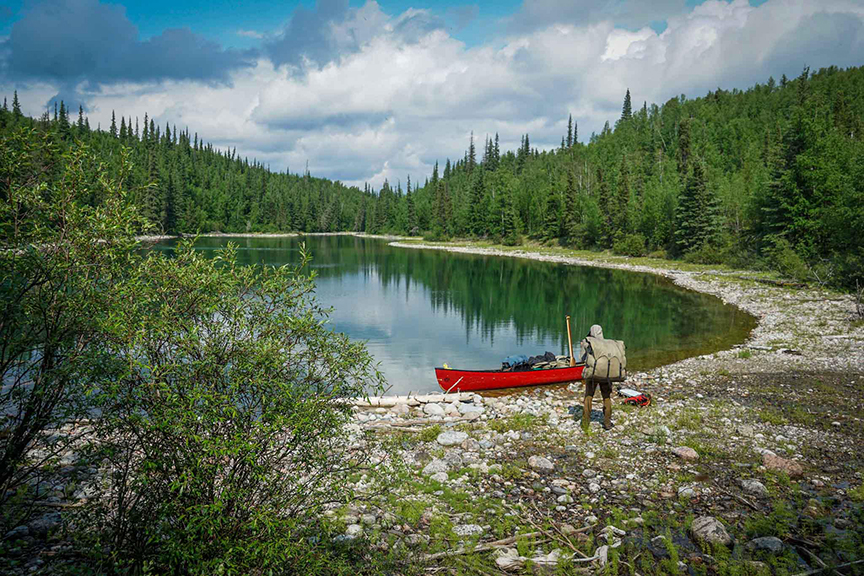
[0,129,141,534]
[80,240,387,573]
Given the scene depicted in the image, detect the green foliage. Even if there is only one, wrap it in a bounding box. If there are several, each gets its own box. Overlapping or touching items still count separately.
[77,241,386,573]
[612,233,647,257]
[744,501,797,539]
[419,424,443,443]
[3,65,864,290]
[849,483,864,502]
[765,237,810,282]
[0,130,143,532]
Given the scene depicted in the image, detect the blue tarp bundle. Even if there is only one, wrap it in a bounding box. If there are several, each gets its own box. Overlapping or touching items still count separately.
[502,354,528,368]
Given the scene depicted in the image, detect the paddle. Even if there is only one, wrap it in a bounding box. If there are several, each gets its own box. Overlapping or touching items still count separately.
[566,315,576,367]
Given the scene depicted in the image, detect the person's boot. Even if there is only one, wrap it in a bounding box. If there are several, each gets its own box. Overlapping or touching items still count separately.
[603,398,614,430]
[581,396,593,430]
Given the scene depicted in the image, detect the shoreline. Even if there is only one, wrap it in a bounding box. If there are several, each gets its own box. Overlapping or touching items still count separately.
[325,239,864,571]
[135,231,414,242]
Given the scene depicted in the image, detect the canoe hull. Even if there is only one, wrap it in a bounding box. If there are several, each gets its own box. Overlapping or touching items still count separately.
[435,364,585,393]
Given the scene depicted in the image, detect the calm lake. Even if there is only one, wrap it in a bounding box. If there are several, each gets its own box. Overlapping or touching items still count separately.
[152,236,756,396]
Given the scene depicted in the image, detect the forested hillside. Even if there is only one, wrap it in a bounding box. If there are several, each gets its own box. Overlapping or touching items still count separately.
[2,65,862,288]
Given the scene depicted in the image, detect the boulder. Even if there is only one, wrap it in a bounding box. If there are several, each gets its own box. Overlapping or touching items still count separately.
[422,459,449,476]
[691,516,732,547]
[746,536,783,553]
[740,479,769,498]
[672,446,699,461]
[423,403,445,416]
[437,431,468,446]
[429,472,449,483]
[528,455,554,473]
[762,453,803,477]
[345,524,363,539]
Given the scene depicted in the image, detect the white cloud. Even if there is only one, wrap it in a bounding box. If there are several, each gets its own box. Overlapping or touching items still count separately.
[5,0,864,189]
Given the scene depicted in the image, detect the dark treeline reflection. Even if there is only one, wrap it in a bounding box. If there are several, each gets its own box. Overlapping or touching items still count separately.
[154,236,755,393]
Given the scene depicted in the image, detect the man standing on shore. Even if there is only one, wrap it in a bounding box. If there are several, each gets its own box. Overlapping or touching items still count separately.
[580,324,615,431]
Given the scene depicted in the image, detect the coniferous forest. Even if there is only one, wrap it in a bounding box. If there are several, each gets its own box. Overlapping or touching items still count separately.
[2,65,862,289]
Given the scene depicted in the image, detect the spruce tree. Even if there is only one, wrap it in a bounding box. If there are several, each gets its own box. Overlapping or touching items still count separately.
[621,89,633,122]
[567,115,574,147]
[12,91,22,121]
[110,111,118,138]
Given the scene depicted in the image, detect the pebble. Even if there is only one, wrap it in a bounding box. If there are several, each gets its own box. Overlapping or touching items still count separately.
[588,483,601,494]
[345,524,363,538]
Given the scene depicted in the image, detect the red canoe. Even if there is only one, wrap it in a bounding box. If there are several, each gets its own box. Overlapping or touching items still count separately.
[435,363,585,393]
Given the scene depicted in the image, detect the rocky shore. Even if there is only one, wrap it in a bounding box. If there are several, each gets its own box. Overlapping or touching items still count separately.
[5,241,863,574]
[332,242,864,573]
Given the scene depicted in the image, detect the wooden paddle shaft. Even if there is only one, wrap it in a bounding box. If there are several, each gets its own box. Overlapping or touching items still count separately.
[566,315,575,367]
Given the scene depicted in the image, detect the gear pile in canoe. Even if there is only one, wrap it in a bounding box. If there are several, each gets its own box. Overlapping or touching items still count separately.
[435,359,585,393]
[435,315,589,393]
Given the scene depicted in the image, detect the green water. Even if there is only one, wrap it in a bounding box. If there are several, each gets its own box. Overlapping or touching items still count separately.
[152,236,756,395]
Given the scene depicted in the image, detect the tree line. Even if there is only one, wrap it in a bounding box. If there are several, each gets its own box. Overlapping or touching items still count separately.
[2,64,862,288]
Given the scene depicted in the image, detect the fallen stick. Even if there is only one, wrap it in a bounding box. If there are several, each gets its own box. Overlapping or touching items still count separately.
[712,481,759,511]
[420,532,544,563]
[790,559,864,576]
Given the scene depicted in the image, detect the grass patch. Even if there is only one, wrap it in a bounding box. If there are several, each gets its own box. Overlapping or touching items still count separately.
[738,349,753,359]
[418,424,442,443]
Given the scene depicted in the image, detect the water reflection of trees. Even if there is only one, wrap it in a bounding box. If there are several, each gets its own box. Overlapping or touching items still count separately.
[177,237,755,369]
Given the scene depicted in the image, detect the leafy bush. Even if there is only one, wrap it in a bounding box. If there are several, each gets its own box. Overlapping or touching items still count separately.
[423,224,451,242]
[682,242,726,265]
[0,131,142,532]
[80,242,387,573]
[612,233,647,257]
[765,237,810,282]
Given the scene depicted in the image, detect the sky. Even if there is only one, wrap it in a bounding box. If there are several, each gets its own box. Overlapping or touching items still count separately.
[1,0,862,188]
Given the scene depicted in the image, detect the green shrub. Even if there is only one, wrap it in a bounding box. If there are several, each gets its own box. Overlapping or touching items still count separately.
[682,242,726,265]
[0,131,143,534]
[81,241,387,574]
[612,233,647,257]
[765,237,810,282]
[424,225,450,242]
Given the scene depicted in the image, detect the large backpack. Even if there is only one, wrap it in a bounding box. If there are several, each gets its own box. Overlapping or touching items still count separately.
[581,336,627,382]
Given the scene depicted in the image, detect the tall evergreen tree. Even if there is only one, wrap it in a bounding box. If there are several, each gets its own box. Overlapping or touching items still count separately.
[621,89,633,122]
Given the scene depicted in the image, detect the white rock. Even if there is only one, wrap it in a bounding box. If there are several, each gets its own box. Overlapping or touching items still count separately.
[345,524,363,538]
[740,479,769,498]
[430,472,449,483]
[423,403,445,416]
[423,459,449,476]
[453,524,484,537]
[528,455,555,473]
[457,402,484,415]
[437,431,468,446]
[691,516,732,547]
[589,482,601,494]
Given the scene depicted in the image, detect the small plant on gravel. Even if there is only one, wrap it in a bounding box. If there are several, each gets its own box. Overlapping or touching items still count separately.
[738,349,753,359]
[849,483,864,502]
[419,424,442,442]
